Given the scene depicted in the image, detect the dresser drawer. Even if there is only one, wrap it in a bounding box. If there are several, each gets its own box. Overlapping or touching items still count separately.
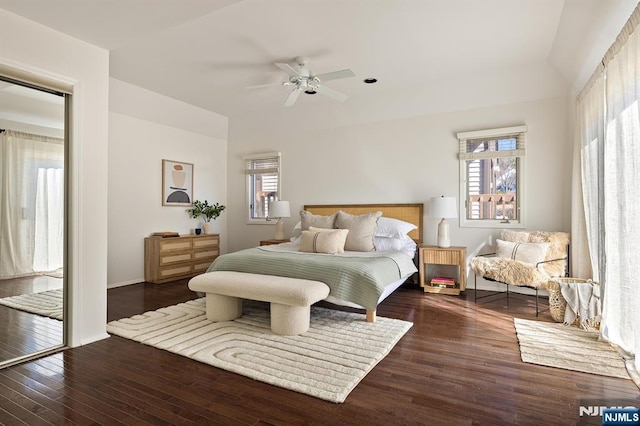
[159,264,194,279]
[193,235,219,249]
[193,248,219,260]
[159,239,193,253]
[159,251,193,266]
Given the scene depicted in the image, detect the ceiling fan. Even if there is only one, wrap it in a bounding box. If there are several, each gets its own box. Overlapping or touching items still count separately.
[247,56,355,107]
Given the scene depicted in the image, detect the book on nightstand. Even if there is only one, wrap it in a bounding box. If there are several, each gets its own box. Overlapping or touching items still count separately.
[430,276,456,287]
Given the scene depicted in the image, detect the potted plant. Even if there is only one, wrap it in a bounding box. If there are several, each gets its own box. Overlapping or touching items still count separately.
[188,200,226,234]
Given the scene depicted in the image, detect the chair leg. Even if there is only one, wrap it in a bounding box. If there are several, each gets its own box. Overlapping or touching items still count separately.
[535,287,539,317]
[506,283,509,307]
[474,273,477,302]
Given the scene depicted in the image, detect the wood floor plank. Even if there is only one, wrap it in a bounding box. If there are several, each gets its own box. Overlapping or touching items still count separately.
[0,279,637,425]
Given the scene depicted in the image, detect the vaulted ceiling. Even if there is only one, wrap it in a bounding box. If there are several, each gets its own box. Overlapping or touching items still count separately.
[0,0,637,133]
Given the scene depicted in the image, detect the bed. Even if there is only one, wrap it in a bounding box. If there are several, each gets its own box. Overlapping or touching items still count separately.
[207,203,423,322]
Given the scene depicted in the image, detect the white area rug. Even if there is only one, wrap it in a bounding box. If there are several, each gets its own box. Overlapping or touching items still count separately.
[0,289,63,320]
[514,318,631,380]
[107,298,413,403]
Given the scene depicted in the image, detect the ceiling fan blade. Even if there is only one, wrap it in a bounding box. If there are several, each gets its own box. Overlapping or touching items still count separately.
[314,69,355,82]
[284,88,302,107]
[245,82,284,89]
[275,62,301,78]
[314,84,348,102]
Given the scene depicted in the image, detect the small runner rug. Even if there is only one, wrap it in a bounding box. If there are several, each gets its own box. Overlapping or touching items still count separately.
[107,298,412,403]
[0,289,63,320]
[514,318,631,380]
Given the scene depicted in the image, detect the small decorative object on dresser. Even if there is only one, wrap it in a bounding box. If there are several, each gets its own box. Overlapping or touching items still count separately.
[144,234,220,284]
[187,200,226,235]
[419,245,467,295]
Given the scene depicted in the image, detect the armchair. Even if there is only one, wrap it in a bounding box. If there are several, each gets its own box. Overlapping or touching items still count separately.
[470,230,570,316]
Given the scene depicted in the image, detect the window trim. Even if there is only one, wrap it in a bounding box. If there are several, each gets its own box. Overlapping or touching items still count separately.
[457,125,527,229]
[244,151,281,225]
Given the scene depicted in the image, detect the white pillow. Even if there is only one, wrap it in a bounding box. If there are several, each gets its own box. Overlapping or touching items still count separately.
[336,210,382,252]
[495,239,549,265]
[299,229,349,254]
[374,235,417,257]
[375,217,417,239]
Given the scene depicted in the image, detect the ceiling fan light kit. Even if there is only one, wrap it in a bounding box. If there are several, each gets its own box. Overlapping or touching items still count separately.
[248,56,355,107]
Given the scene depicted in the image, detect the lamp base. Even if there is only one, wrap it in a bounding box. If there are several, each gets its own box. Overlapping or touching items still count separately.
[275,219,285,241]
[437,218,451,248]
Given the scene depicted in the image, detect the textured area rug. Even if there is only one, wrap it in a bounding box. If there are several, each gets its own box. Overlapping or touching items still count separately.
[0,289,63,320]
[107,298,412,403]
[514,318,630,380]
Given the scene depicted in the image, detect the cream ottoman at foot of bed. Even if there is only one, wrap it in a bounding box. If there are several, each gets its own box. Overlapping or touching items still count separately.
[188,271,330,335]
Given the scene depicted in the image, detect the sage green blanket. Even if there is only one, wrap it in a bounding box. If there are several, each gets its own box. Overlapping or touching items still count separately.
[207,244,417,310]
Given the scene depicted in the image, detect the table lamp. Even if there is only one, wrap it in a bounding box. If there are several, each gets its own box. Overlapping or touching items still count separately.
[269,200,291,240]
[430,196,457,248]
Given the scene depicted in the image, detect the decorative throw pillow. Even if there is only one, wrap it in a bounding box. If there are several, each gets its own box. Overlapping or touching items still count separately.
[299,229,349,254]
[375,217,417,239]
[335,210,382,252]
[374,235,417,257]
[495,239,549,265]
[308,226,349,253]
[300,210,337,231]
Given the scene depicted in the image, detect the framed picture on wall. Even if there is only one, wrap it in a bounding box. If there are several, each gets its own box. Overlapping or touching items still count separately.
[162,159,193,206]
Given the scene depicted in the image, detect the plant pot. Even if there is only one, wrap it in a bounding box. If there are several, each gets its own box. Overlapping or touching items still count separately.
[202,222,213,235]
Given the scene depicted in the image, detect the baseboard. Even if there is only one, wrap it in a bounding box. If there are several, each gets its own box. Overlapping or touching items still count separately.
[107,279,143,289]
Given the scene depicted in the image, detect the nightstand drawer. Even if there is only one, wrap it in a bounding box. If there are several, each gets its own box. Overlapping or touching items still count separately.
[421,249,462,265]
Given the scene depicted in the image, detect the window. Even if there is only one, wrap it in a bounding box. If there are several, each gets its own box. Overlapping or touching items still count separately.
[457,125,526,228]
[245,152,281,223]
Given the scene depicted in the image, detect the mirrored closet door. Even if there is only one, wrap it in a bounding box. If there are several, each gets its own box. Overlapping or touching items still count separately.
[0,75,67,367]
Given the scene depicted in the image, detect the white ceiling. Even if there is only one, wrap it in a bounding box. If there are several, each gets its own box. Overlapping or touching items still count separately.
[0,0,637,133]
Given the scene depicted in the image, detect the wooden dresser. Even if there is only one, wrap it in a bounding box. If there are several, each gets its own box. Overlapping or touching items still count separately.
[144,234,220,284]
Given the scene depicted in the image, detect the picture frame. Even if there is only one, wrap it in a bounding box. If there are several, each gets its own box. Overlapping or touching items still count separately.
[162,159,193,206]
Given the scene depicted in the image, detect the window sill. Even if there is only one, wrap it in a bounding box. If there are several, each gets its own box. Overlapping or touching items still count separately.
[460,220,525,229]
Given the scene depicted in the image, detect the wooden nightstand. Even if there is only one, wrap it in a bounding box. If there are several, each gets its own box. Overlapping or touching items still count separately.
[418,245,467,295]
[259,239,288,246]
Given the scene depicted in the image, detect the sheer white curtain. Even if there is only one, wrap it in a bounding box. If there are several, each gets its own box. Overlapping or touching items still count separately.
[575,5,640,379]
[0,130,64,278]
[573,69,605,281]
[33,168,64,272]
[601,10,640,376]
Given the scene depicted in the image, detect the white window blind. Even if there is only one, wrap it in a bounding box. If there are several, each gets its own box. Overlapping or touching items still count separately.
[457,125,526,160]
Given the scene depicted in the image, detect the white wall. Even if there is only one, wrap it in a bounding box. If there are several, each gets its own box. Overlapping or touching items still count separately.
[227,96,572,288]
[1,9,109,346]
[108,79,228,287]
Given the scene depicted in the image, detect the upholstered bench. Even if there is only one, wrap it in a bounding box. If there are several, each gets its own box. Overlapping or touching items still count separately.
[188,271,330,335]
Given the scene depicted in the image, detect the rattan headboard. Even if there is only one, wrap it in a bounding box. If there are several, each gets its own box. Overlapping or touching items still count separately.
[303,203,424,244]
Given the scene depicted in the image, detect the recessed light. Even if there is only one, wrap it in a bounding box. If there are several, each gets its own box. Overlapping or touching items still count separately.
[363,78,378,84]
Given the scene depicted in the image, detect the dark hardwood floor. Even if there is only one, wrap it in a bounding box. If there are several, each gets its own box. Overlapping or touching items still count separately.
[0,275,63,362]
[0,280,637,425]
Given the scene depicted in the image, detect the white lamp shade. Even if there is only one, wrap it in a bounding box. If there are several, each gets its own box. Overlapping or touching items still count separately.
[270,200,291,218]
[430,196,458,219]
